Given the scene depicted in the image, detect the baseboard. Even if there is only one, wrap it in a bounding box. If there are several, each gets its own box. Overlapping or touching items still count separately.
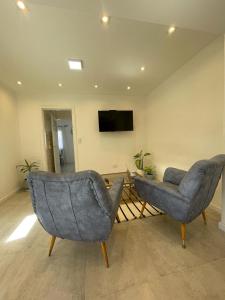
[0,187,20,204]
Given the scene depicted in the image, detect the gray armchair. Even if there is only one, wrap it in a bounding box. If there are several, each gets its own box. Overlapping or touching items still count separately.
[27,170,124,267]
[134,155,225,248]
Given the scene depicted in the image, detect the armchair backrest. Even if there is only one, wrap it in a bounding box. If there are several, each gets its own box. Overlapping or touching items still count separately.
[27,170,113,242]
[178,155,225,220]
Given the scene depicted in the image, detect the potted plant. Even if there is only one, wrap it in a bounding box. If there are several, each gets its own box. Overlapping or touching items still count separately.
[144,166,155,180]
[17,159,39,190]
[133,150,151,176]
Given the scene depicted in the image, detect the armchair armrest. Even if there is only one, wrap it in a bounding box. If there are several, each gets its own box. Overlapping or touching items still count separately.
[163,167,187,185]
[108,177,124,219]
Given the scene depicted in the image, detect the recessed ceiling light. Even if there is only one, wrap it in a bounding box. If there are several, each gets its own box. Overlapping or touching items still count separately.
[17,1,26,10]
[101,15,110,24]
[58,83,62,87]
[141,66,145,71]
[94,84,98,89]
[17,81,22,85]
[68,59,83,70]
[168,26,176,35]
[127,86,131,90]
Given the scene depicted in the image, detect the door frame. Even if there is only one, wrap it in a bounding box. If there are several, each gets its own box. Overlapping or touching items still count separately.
[41,105,79,172]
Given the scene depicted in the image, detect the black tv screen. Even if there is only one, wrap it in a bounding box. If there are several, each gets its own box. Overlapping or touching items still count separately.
[98,110,133,132]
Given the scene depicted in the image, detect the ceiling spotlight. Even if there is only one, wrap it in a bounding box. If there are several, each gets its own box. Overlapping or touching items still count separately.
[17,81,22,85]
[101,15,110,24]
[17,1,26,10]
[127,86,131,90]
[94,84,98,89]
[168,26,176,35]
[58,83,62,87]
[141,66,145,71]
[68,59,83,70]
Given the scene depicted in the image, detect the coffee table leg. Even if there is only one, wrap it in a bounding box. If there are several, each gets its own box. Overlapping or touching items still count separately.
[140,201,147,218]
[116,213,121,223]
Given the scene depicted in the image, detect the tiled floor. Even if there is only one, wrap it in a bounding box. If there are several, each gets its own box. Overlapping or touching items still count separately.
[1,191,225,299]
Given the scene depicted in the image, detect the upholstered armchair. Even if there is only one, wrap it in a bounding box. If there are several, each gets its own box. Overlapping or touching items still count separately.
[134,155,225,248]
[27,170,124,267]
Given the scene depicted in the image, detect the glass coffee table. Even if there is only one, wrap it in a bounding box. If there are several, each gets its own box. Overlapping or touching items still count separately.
[101,171,162,222]
[101,171,136,189]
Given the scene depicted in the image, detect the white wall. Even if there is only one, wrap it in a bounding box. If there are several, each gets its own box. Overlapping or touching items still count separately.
[15,37,225,210]
[219,35,225,230]
[145,36,224,209]
[0,83,20,202]
[17,94,146,174]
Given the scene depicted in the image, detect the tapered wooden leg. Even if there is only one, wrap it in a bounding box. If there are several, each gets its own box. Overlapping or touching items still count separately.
[100,241,109,268]
[181,223,186,249]
[140,201,147,218]
[48,236,56,256]
[202,211,207,224]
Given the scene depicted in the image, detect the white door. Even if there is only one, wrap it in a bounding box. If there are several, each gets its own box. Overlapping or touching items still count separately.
[51,113,61,173]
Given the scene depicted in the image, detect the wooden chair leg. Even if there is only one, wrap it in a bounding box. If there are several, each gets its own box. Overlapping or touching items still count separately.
[140,201,147,218]
[202,211,207,224]
[181,223,186,249]
[100,241,109,268]
[48,236,56,256]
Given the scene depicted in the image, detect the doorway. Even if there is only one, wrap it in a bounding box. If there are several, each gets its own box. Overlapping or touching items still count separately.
[43,109,75,173]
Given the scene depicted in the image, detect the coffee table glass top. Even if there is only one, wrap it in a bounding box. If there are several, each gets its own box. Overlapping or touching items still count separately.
[101,171,137,187]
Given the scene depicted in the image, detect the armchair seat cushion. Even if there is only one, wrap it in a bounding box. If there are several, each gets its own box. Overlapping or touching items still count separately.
[163,181,179,192]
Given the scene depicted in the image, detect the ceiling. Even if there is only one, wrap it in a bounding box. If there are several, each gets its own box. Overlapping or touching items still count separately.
[0,0,224,96]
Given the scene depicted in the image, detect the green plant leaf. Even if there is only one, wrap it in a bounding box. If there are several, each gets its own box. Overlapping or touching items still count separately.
[144,165,155,175]
[30,162,38,167]
[133,153,141,158]
[17,159,39,174]
[144,152,151,156]
[25,159,29,166]
[135,159,142,170]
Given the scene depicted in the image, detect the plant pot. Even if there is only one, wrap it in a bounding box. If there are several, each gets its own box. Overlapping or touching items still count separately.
[23,178,29,191]
[144,174,154,180]
[136,169,144,176]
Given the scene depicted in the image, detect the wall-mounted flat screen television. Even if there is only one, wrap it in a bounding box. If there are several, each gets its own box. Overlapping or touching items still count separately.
[98,110,133,132]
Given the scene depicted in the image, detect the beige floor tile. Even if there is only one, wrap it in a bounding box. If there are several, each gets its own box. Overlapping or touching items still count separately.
[1,191,225,300]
